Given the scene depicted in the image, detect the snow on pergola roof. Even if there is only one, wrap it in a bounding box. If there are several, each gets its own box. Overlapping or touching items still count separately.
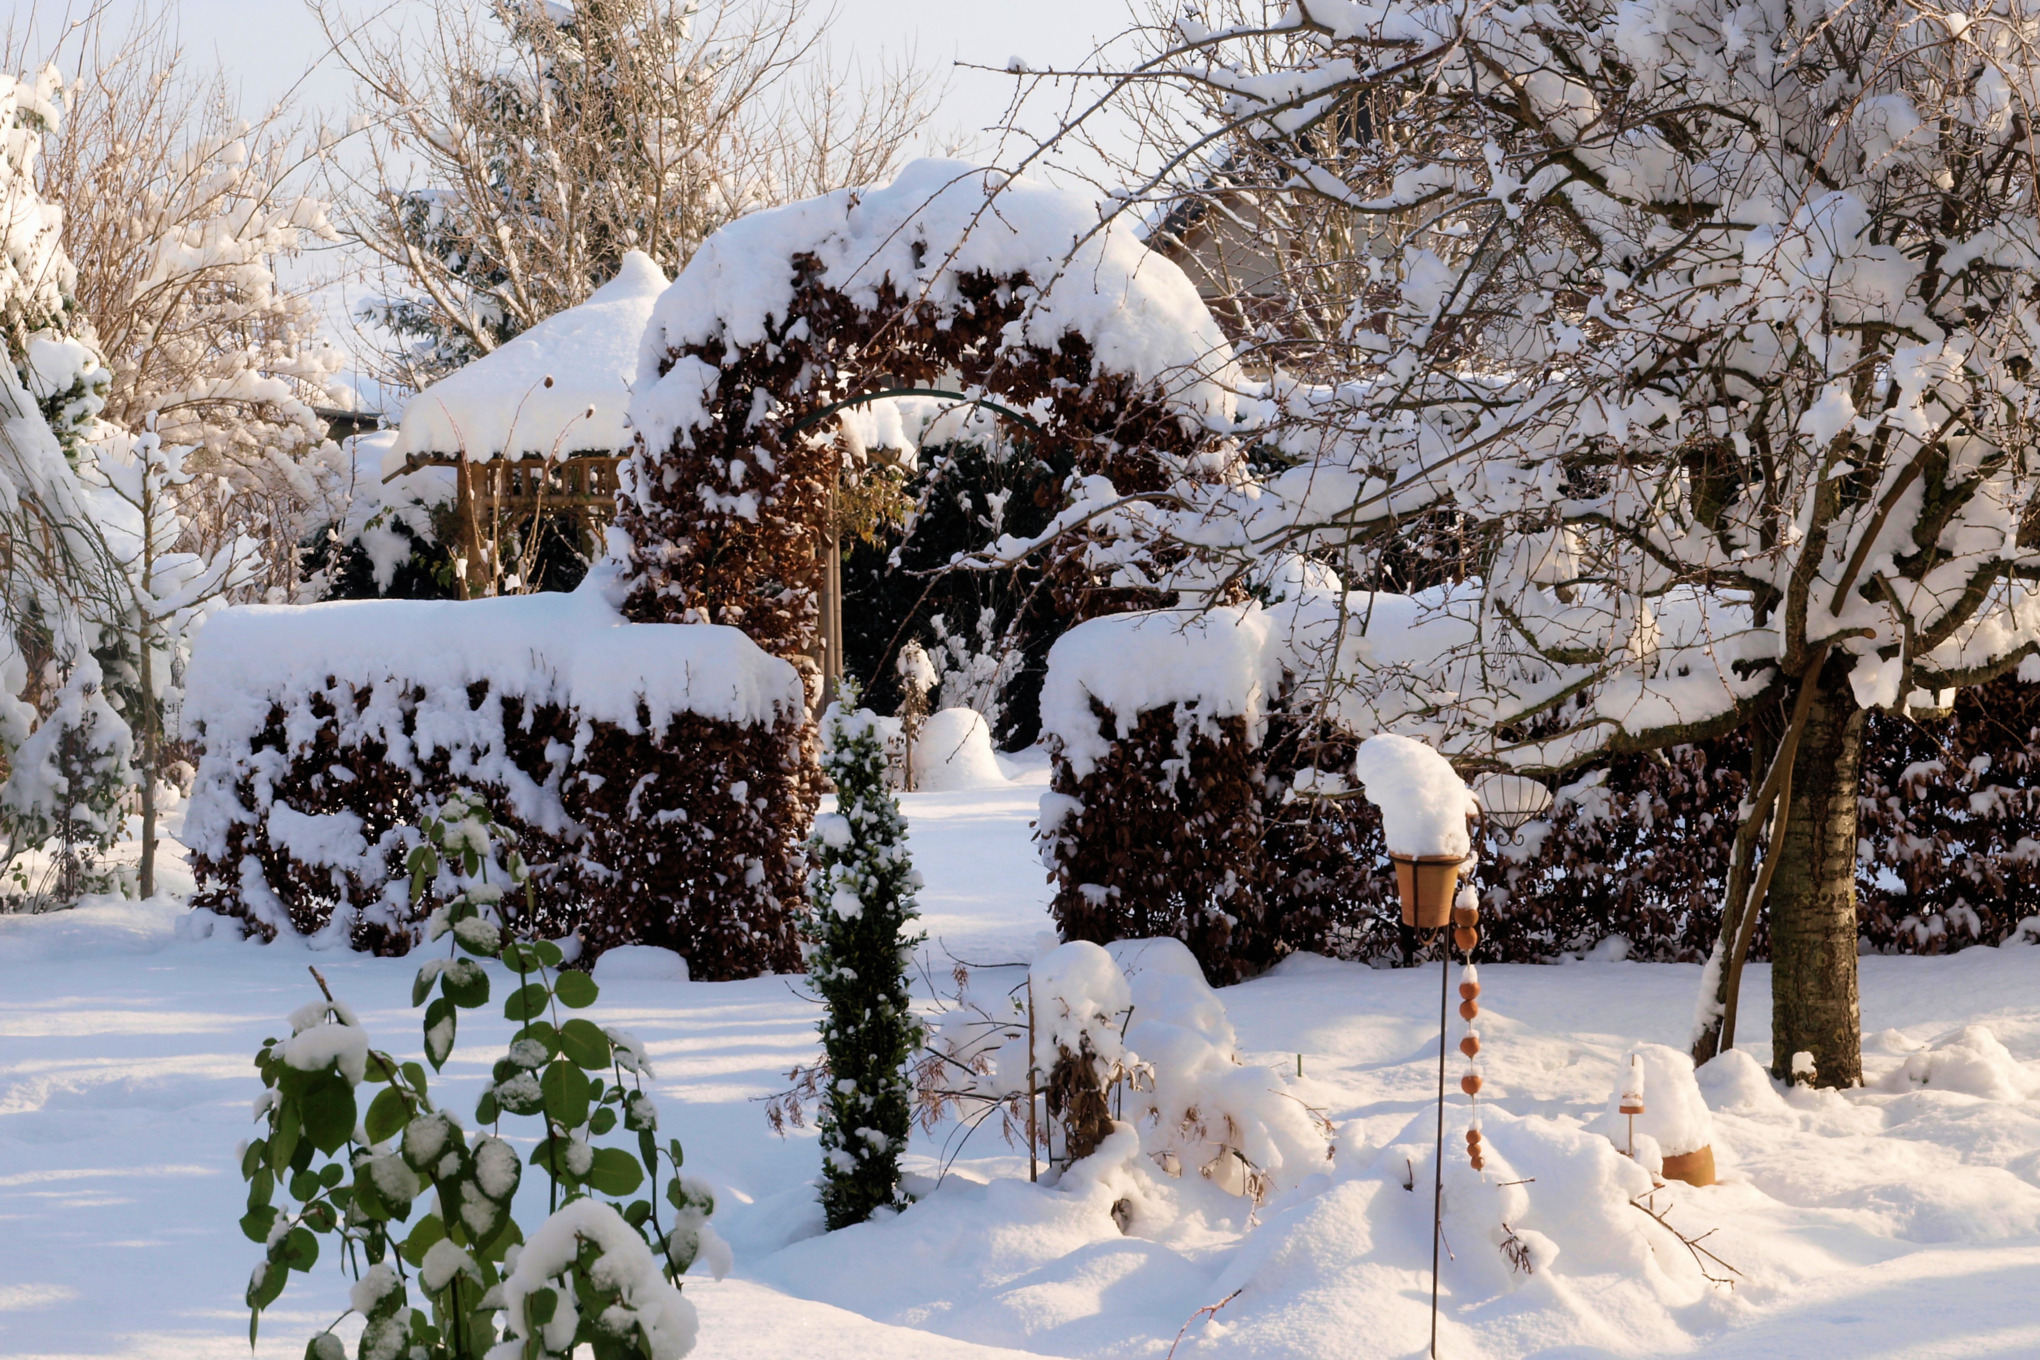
[398,250,667,463]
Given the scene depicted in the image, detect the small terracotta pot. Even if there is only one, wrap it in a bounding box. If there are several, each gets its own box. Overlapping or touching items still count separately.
[1392,854,1464,929]
[1660,1145,1716,1187]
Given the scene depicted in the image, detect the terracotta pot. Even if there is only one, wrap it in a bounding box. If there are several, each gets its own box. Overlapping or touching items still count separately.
[1391,854,1464,929]
[1660,1145,1716,1187]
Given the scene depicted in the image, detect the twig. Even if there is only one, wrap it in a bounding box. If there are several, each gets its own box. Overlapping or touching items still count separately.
[1629,1195,1741,1287]
[1164,1288,1243,1360]
[307,966,335,1003]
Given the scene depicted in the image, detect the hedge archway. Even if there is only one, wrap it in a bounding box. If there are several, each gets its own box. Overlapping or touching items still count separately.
[610,160,1245,688]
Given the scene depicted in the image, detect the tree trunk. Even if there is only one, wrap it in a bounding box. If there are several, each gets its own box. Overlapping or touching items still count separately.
[138,630,157,900]
[1767,670,1866,1088]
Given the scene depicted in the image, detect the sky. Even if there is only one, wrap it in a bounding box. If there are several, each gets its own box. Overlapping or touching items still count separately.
[3,0,1151,408]
[6,0,1137,166]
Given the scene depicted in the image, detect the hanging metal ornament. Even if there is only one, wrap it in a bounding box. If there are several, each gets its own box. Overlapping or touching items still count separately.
[1470,772,1554,845]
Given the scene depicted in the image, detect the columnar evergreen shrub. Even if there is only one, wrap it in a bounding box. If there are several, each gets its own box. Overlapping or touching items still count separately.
[808,684,924,1228]
[240,789,724,1358]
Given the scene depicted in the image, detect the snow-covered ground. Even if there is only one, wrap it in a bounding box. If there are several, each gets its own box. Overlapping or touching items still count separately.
[5,777,2040,1359]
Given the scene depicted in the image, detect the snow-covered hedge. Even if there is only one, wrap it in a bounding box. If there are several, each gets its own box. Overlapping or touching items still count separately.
[183,587,812,974]
[1039,607,2040,975]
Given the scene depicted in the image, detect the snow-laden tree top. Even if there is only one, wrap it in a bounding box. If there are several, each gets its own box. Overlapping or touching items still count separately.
[397,250,667,463]
[1042,0,2040,771]
[629,159,1240,457]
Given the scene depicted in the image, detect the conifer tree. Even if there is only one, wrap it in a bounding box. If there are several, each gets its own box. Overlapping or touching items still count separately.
[809,681,923,1228]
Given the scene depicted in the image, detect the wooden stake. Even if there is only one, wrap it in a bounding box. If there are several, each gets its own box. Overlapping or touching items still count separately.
[1027,977,1039,1184]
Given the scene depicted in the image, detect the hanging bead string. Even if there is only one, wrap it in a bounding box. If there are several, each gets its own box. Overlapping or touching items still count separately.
[1453,886,1485,1171]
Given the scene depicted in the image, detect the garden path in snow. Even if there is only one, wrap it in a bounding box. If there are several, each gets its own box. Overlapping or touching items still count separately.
[3,781,2039,1358]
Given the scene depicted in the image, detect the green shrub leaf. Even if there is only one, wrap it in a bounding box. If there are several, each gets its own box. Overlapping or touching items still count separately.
[558,1018,612,1071]
[503,982,550,1023]
[552,969,598,1009]
[423,997,457,1071]
[585,1146,643,1197]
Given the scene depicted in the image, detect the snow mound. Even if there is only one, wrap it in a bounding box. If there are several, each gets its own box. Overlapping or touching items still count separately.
[911,708,1006,791]
[1353,733,1477,859]
[400,251,666,462]
[1883,1025,2035,1102]
[1696,1047,1788,1113]
[594,944,690,984]
[931,938,1330,1200]
[1206,1107,1702,1358]
[1588,1043,1715,1161]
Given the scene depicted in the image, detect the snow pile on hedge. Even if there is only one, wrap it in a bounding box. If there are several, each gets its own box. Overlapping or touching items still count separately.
[1039,605,1285,779]
[401,251,667,462]
[187,586,800,766]
[629,159,1238,457]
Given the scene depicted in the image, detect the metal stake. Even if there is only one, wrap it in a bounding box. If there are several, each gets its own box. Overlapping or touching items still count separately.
[1431,933,1448,1358]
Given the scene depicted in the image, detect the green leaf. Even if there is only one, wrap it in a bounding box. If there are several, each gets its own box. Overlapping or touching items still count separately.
[247,1258,286,1312]
[552,969,598,1009]
[532,940,564,969]
[540,1061,589,1131]
[400,1061,429,1095]
[623,1090,658,1133]
[289,1169,321,1202]
[365,1086,410,1146]
[588,1106,617,1136]
[525,1286,558,1328]
[269,1104,301,1172]
[247,1167,274,1210]
[474,1088,500,1126]
[585,1146,643,1197]
[503,982,551,1023]
[411,966,435,1009]
[299,1073,357,1156]
[400,1214,446,1268]
[516,1021,561,1060]
[305,1331,347,1360]
[638,1131,659,1178]
[240,1205,280,1243]
[441,958,490,1009]
[668,1137,685,1169]
[282,1226,319,1273]
[501,942,541,973]
[319,1163,344,1188]
[423,997,457,1071]
[622,1199,652,1228]
[454,916,503,958]
[241,1140,267,1178]
[558,1018,612,1071]
[302,1201,338,1232]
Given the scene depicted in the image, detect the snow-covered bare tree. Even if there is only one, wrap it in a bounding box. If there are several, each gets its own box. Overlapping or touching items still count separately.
[317,0,938,392]
[1025,0,2040,1086]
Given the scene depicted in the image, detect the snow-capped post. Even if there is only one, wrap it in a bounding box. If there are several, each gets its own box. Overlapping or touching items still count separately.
[810,679,926,1228]
[1354,735,1477,1360]
[1620,1055,1647,1160]
[896,640,935,792]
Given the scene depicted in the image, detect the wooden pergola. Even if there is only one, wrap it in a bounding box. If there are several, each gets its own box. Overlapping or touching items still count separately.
[390,451,624,598]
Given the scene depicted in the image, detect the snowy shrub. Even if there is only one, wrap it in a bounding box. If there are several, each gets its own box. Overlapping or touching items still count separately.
[240,792,725,1358]
[920,938,1330,1199]
[808,687,925,1227]
[184,589,812,975]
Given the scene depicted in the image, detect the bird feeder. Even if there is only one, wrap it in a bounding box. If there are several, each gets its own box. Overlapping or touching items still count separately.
[1471,771,1553,844]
